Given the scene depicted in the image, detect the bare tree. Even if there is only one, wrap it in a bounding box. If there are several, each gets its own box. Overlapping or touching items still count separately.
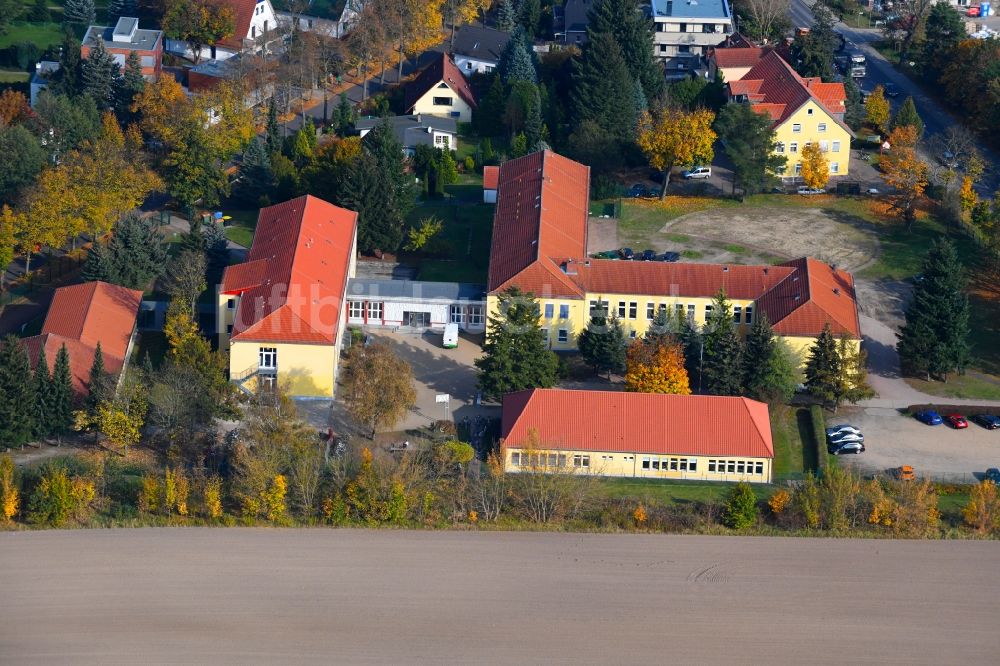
[742,0,790,44]
[509,430,598,524]
[163,249,206,316]
[346,5,388,100]
[475,448,508,521]
[341,342,417,438]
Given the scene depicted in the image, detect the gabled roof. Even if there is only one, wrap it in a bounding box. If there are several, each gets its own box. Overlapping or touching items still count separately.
[221,195,357,344]
[502,389,774,459]
[22,334,124,397]
[564,0,595,32]
[712,46,767,68]
[487,150,591,293]
[404,53,478,112]
[451,25,510,63]
[483,165,499,190]
[727,51,852,135]
[756,257,861,338]
[216,0,267,50]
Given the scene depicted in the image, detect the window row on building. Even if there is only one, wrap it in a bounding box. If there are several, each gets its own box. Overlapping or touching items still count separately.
[509,452,591,468]
[776,140,842,153]
[641,456,699,472]
[707,459,766,475]
[582,300,753,324]
[347,301,484,326]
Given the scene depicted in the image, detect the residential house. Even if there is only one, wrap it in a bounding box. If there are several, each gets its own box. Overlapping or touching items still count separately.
[451,25,510,75]
[217,195,358,397]
[22,281,143,398]
[486,150,861,361]
[167,0,279,62]
[404,53,477,123]
[355,114,458,155]
[345,280,486,332]
[29,61,59,107]
[482,165,499,203]
[275,0,360,38]
[726,50,854,179]
[650,0,734,78]
[502,389,774,483]
[82,17,163,80]
[562,0,595,44]
[706,35,769,82]
[188,54,273,109]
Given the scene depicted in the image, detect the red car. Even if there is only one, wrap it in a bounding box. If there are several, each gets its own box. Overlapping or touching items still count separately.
[945,414,968,429]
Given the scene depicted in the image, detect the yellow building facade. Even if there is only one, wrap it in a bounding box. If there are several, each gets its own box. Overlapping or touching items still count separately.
[772,99,853,179]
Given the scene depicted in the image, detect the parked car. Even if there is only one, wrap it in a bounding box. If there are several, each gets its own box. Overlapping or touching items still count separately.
[618,247,634,260]
[628,183,645,197]
[828,432,865,446]
[944,413,968,429]
[971,414,1000,430]
[590,250,619,260]
[826,424,862,438]
[914,410,943,425]
[682,166,712,180]
[639,249,656,261]
[829,441,865,455]
[984,468,1000,483]
[897,465,916,481]
[657,251,681,262]
[796,186,825,195]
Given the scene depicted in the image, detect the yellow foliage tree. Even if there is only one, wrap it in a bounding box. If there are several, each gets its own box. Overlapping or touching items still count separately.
[0,203,48,275]
[881,125,928,228]
[95,377,148,457]
[203,476,223,519]
[799,142,829,190]
[0,454,19,522]
[959,176,977,212]
[624,340,691,395]
[962,480,1000,534]
[636,108,716,198]
[133,76,189,147]
[264,474,288,522]
[768,488,791,515]
[865,85,890,133]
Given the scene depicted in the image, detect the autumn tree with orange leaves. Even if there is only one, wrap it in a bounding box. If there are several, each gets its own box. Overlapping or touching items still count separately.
[881,125,928,228]
[625,338,691,395]
[636,107,715,198]
[799,142,829,190]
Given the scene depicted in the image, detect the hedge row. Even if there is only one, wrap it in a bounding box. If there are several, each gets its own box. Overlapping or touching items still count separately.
[809,405,829,475]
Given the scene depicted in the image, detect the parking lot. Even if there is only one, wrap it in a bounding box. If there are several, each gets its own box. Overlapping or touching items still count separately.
[837,407,1000,482]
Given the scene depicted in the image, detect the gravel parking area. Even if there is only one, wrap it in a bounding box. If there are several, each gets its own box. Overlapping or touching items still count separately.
[836,406,1000,482]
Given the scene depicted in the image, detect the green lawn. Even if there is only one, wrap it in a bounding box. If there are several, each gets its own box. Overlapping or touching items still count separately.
[771,406,816,480]
[222,209,258,248]
[596,477,756,505]
[0,22,64,50]
[904,374,1000,401]
[0,70,30,83]
[407,201,493,284]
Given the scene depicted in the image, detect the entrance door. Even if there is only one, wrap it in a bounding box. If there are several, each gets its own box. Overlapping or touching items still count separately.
[405,311,431,328]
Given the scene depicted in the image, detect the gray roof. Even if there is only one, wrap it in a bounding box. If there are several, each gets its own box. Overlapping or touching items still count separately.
[451,25,511,63]
[83,18,162,51]
[356,115,457,149]
[650,0,731,20]
[564,0,595,33]
[347,279,486,302]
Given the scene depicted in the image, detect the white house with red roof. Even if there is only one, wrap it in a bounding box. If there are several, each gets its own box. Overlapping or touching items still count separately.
[405,53,478,123]
[502,389,774,482]
[166,0,279,62]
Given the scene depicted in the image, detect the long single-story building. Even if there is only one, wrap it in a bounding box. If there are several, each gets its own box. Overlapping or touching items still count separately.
[501,388,774,483]
[346,279,486,333]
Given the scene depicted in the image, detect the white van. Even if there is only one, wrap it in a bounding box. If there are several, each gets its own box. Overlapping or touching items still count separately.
[442,323,459,349]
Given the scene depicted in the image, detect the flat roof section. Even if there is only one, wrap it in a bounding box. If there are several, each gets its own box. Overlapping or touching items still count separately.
[651,0,731,20]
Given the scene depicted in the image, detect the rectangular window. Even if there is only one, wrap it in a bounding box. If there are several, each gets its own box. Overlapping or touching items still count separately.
[830,162,840,174]
[705,304,713,319]
[349,301,364,318]
[573,455,590,468]
[617,301,626,318]
[628,302,637,319]
[558,454,567,467]
[450,304,464,324]
[680,23,687,32]
[259,347,277,369]
[775,142,785,153]
[737,461,745,474]
[689,459,697,472]
[226,324,233,335]
[468,305,484,326]
[547,453,558,467]
[368,301,383,321]
[589,300,607,317]
[819,140,829,152]
[227,298,236,310]
[708,460,716,472]
[647,303,655,320]
[434,134,450,147]
[642,458,650,470]
[557,329,568,343]
[818,123,827,132]
[541,328,549,343]
[669,458,679,471]
[792,123,801,133]
[432,96,453,106]
[755,462,764,475]
[687,304,695,320]
[727,460,736,473]
[544,303,554,319]
[832,140,841,152]
[733,305,742,322]
[794,163,802,175]
[559,304,569,319]
[651,459,660,470]
[679,459,688,471]
[789,142,798,153]
[511,452,521,466]
[629,330,637,339]
[745,306,753,324]
[675,303,684,316]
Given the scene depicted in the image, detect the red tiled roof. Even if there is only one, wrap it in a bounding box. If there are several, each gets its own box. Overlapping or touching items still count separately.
[726,51,851,135]
[712,47,767,69]
[221,195,358,344]
[487,150,590,292]
[216,0,258,50]
[502,389,774,459]
[756,257,861,338]
[483,165,499,190]
[404,53,478,113]
[41,281,142,361]
[22,334,125,397]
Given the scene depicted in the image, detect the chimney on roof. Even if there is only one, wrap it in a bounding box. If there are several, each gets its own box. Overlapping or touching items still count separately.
[834,288,840,295]
[722,266,729,272]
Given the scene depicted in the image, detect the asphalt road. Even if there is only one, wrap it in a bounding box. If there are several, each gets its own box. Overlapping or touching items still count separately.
[1,529,998,664]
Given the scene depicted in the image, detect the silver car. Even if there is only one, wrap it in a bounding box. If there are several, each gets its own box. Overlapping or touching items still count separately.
[828,432,865,445]
[826,424,862,437]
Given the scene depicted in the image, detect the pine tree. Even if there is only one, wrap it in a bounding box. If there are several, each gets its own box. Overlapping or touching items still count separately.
[842,76,866,131]
[742,314,798,404]
[897,239,970,381]
[519,0,541,37]
[497,0,517,32]
[0,335,37,447]
[524,86,543,151]
[633,80,648,125]
[86,341,110,415]
[475,287,559,401]
[701,290,744,396]
[86,211,169,289]
[804,323,842,409]
[203,219,229,285]
[342,153,403,253]
[116,50,146,122]
[32,346,53,439]
[497,27,537,85]
[82,38,121,110]
[54,31,83,97]
[30,0,51,22]
[141,351,155,376]
[50,345,74,436]
[236,138,275,205]
[714,102,786,195]
[336,93,355,136]
[586,0,664,101]
[577,306,627,378]
[265,98,281,154]
[891,96,924,138]
[107,0,136,21]
[63,0,96,25]
[921,3,966,82]
[678,312,703,391]
[81,241,114,283]
[570,32,637,140]
[722,481,758,529]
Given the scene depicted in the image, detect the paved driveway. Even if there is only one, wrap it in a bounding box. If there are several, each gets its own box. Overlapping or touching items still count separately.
[837,405,1000,482]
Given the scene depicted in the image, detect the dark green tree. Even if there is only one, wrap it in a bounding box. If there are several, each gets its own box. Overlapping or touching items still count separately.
[570,32,636,139]
[921,3,965,83]
[842,76,866,131]
[32,345,53,439]
[714,102,786,195]
[82,211,169,289]
[116,50,146,123]
[336,92,355,136]
[519,0,541,37]
[497,27,537,85]
[722,481,758,529]
[667,76,708,110]
[803,323,842,409]
[644,306,679,349]
[30,0,51,22]
[265,97,281,154]
[565,120,623,175]
[52,31,83,97]
[85,341,110,416]
[577,306,627,378]
[0,125,47,205]
[701,291,744,396]
[81,37,121,109]
[475,287,559,401]
[678,312,703,390]
[203,219,229,286]
[891,96,925,137]
[586,0,664,101]
[497,0,517,32]
[107,0,136,21]
[342,153,403,253]
[63,0,96,25]
[50,344,75,436]
[524,86,544,151]
[163,123,229,208]
[235,137,275,205]
[0,335,36,447]
[741,313,798,404]
[897,239,971,381]
[789,4,837,80]
[32,91,101,159]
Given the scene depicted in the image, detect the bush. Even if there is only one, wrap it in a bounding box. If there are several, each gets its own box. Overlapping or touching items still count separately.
[463,155,475,172]
[809,404,829,474]
[722,482,758,529]
[590,174,622,200]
